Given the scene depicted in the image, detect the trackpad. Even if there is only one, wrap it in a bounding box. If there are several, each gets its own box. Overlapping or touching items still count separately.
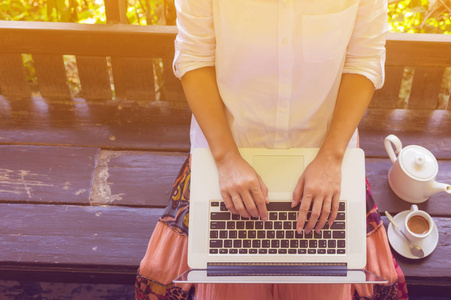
[252,155,304,193]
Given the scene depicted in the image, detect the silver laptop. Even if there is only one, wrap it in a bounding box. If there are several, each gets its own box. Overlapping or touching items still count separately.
[174,148,386,284]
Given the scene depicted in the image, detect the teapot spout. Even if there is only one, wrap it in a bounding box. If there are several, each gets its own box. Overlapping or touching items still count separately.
[427,181,451,197]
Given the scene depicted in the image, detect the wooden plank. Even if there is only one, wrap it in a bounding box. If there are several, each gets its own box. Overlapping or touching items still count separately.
[385,33,451,67]
[0,145,99,204]
[32,54,71,99]
[370,66,404,108]
[125,58,156,101]
[91,150,187,207]
[0,96,191,151]
[76,56,112,100]
[0,21,177,59]
[0,203,163,267]
[382,217,451,280]
[407,67,445,109]
[359,108,451,159]
[367,158,451,217]
[0,54,31,98]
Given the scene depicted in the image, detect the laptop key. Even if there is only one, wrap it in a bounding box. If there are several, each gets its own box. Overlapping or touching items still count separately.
[224,240,232,248]
[262,240,271,248]
[252,240,261,248]
[257,231,266,238]
[248,231,257,239]
[236,221,245,229]
[338,202,345,211]
[219,230,227,238]
[276,231,284,239]
[211,212,231,220]
[328,240,336,248]
[298,249,307,254]
[229,249,238,254]
[259,249,268,254]
[249,249,258,254]
[305,231,313,239]
[283,221,291,229]
[288,212,297,220]
[309,240,317,248]
[210,240,222,248]
[331,222,345,230]
[229,230,237,239]
[211,202,219,207]
[238,230,246,239]
[210,221,226,229]
[308,249,316,254]
[269,249,277,254]
[271,240,280,248]
[327,249,336,254]
[239,249,248,254]
[338,240,346,248]
[288,249,297,254]
[220,249,228,254]
[255,221,264,229]
[319,240,327,248]
[333,231,346,239]
[265,222,273,229]
[246,221,254,229]
[314,231,322,239]
[278,249,287,254]
[267,231,275,239]
[323,231,332,239]
[210,249,218,254]
[269,212,278,220]
[243,240,252,248]
[281,240,290,248]
[210,231,218,238]
[318,249,326,254]
[279,212,287,220]
[286,231,294,239]
[336,212,345,220]
[290,240,298,248]
[337,249,346,254]
[233,240,242,248]
[274,221,283,229]
[299,240,308,248]
[220,203,227,211]
[232,214,240,220]
[227,221,235,229]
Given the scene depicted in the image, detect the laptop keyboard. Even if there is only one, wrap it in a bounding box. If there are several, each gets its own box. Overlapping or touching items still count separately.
[209,201,346,255]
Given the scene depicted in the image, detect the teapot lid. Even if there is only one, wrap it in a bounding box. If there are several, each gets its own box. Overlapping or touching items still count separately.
[399,146,438,180]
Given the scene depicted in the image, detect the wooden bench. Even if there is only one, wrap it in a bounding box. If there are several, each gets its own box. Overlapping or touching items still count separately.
[0,21,450,296]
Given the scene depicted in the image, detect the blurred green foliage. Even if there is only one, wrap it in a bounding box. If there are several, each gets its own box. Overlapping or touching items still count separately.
[0,0,449,34]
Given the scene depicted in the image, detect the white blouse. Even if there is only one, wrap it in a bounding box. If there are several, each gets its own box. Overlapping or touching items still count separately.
[173,0,388,151]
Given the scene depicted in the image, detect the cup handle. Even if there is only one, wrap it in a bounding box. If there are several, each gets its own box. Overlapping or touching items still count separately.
[411,204,418,212]
[384,134,403,164]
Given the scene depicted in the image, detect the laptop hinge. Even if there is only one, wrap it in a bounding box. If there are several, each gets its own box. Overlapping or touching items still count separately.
[207,263,347,277]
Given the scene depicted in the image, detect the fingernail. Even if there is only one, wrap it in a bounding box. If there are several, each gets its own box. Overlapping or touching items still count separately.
[305,229,311,234]
[291,201,295,208]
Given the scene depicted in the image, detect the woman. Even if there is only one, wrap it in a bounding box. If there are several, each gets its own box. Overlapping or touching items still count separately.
[136,0,408,299]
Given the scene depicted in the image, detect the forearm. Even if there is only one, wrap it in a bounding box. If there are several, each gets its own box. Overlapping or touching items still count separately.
[181,66,239,163]
[319,73,375,159]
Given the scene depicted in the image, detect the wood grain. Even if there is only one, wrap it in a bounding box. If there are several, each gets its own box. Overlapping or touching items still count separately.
[408,67,445,109]
[0,54,31,98]
[91,150,187,207]
[370,66,404,108]
[76,56,113,100]
[32,54,71,99]
[0,96,191,151]
[0,203,163,267]
[359,108,451,159]
[0,145,99,204]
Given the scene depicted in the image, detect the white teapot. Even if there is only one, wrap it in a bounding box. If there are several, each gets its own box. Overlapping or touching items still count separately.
[384,134,451,203]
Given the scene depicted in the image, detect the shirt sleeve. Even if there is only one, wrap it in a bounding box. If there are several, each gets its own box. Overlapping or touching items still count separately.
[343,0,388,89]
[172,0,216,79]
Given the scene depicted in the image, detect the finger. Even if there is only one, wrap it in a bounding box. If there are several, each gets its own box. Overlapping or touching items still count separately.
[258,176,270,205]
[296,193,311,233]
[315,196,332,233]
[292,176,305,208]
[241,191,259,218]
[221,192,239,215]
[251,182,268,221]
[305,197,322,234]
[231,194,250,218]
[328,192,340,226]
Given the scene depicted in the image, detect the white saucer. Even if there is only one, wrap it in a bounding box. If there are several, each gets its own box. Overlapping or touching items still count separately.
[387,210,439,259]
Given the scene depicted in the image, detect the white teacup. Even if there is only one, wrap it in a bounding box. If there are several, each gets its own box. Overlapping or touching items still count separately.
[404,205,434,243]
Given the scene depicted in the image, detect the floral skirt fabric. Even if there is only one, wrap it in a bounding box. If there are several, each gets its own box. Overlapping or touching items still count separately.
[135,157,408,300]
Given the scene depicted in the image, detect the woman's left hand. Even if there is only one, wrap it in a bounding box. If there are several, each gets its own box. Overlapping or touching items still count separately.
[292,152,343,234]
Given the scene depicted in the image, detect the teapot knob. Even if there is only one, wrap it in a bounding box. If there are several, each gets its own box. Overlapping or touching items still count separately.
[415,154,426,166]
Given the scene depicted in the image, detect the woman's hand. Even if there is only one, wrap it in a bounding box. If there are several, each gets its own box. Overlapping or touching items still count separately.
[292,152,343,234]
[216,152,269,221]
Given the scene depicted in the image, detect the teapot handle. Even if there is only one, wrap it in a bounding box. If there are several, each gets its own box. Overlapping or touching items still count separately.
[384,134,403,164]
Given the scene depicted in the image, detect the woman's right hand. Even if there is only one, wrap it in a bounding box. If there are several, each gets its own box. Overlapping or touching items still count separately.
[216,153,269,221]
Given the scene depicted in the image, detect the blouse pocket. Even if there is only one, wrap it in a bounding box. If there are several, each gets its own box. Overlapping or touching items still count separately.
[302,0,359,63]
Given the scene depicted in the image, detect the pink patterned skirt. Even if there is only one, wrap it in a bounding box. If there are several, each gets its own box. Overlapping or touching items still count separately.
[135,157,408,300]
